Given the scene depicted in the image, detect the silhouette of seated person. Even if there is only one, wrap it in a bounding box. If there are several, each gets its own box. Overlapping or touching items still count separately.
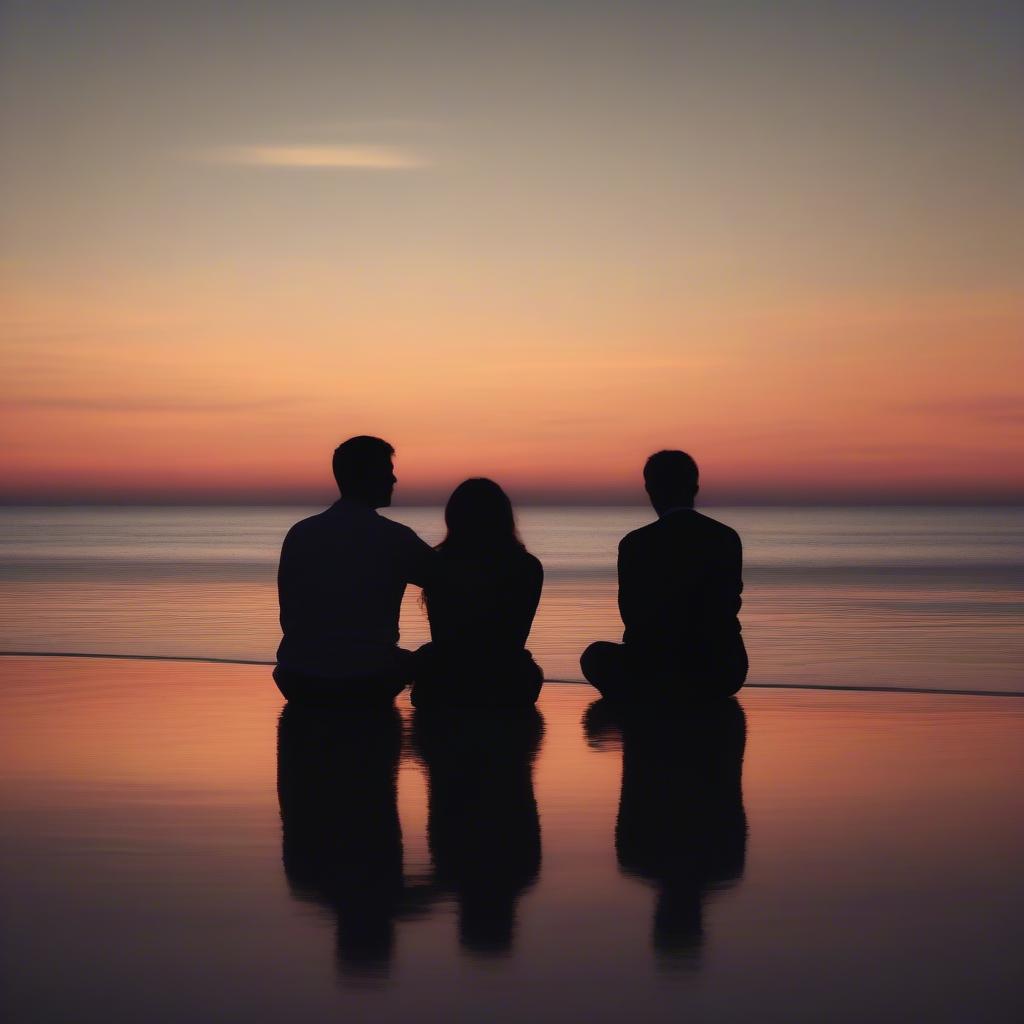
[411,478,543,708]
[277,703,428,978]
[583,697,747,968]
[275,435,436,705]
[581,450,747,702]
[411,706,543,955]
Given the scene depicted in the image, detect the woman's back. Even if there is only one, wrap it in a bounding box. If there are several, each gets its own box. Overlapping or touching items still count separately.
[412,478,544,707]
[426,546,543,655]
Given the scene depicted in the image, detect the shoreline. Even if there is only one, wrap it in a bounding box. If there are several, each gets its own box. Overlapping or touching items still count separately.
[3,650,1021,699]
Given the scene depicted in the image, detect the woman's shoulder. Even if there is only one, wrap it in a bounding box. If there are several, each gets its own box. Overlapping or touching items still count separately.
[521,549,543,574]
[437,545,541,577]
[512,549,543,588]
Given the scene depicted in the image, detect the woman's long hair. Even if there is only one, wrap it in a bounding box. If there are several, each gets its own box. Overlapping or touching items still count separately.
[436,478,526,558]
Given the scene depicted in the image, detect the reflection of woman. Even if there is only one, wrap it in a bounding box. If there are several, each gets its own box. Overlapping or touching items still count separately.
[412,478,544,707]
[584,697,747,969]
[412,707,544,954]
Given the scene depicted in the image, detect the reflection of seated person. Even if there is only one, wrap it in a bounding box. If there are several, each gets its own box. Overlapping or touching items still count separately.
[412,479,543,708]
[584,698,747,967]
[275,435,435,705]
[411,707,544,954]
[582,450,747,702]
[277,704,425,978]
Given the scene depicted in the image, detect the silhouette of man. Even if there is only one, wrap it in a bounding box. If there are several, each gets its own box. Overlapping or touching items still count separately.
[581,450,747,700]
[274,435,435,704]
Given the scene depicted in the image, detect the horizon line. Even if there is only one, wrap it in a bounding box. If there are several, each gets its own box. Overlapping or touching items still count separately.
[2,496,1023,509]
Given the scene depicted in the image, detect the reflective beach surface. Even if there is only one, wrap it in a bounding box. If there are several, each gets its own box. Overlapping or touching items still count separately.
[2,657,1021,1023]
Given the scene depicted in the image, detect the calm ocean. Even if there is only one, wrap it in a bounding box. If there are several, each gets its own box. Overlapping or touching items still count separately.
[1,505,1021,693]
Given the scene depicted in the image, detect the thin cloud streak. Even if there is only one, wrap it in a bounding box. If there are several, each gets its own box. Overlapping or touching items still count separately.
[195,144,428,169]
[902,395,1024,423]
[6,397,299,413]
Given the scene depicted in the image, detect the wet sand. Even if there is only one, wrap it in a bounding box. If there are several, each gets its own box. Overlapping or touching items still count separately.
[1,656,1021,1023]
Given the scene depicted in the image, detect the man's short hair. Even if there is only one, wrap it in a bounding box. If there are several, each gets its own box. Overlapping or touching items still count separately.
[644,450,699,500]
[332,435,394,492]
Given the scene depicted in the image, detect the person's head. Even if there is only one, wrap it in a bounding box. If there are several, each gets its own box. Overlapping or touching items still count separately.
[438,478,524,555]
[332,436,396,507]
[643,450,699,514]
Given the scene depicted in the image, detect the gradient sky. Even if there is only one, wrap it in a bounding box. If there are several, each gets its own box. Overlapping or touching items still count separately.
[2,0,1022,503]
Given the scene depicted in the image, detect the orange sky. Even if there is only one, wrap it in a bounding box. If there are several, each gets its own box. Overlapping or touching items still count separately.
[2,3,1022,503]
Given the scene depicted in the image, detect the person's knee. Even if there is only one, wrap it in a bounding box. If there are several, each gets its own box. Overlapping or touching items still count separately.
[392,647,417,685]
[273,666,405,706]
[528,657,543,688]
[581,641,619,685]
[700,645,747,697]
[273,665,300,702]
[579,642,602,682]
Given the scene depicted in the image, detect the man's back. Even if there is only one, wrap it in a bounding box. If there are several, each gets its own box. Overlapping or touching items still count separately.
[618,509,744,670]
[277,499,433,678]
[581,449,747,700]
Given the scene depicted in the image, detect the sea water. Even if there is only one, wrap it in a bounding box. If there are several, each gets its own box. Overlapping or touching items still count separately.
[1,505,1021,691]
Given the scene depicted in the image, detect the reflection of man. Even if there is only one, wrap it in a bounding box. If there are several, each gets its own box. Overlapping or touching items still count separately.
[584,698,748,968]
[277,704,414,977]
[275,435,435,704]
[581,450,747,701]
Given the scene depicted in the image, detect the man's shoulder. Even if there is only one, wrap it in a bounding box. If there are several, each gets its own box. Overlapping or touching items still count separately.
[375,513,429,547]
[283,505,432,564]
[690,510,741,544]
[372,515,438,573]
[618,524,651,548]
[619,519,660,552]
[620,511,741,550]
[283,507,334,543]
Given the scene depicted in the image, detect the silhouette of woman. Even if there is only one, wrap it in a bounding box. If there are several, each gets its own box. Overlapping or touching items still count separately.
[412,478,544,707]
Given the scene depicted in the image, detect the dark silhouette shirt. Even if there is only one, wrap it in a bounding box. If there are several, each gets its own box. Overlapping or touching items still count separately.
[277,499,434,677]
[618,509,743,667]
[425,548,543,659]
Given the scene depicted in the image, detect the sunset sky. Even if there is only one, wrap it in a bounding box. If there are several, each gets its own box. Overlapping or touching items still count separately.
[2,1,1021,504]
